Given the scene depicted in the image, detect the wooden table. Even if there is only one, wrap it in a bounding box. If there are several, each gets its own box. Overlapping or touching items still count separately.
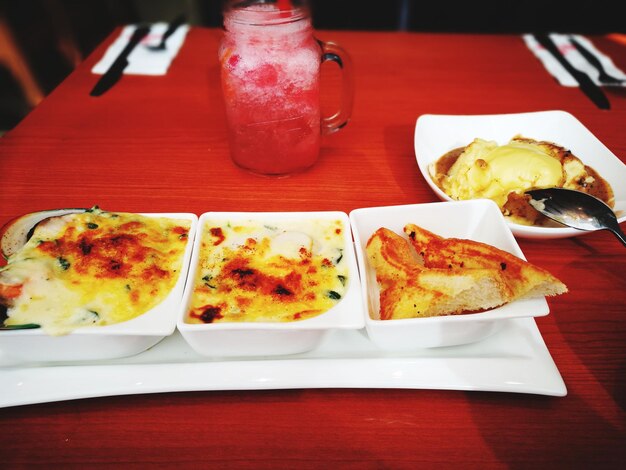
[1,28,625,468]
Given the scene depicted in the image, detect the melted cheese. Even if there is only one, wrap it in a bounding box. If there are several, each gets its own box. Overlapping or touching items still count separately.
[442,138,564,207]
[187,219,348,323]
[0,208,191,335]
[431,136,610,226]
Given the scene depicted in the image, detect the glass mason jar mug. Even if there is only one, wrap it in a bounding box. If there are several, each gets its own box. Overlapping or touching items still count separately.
[219,0,354,176]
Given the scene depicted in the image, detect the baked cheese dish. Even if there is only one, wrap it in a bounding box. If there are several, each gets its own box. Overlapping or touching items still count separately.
[0,207,191,335]
[430,136,614,226]
[186,218,348,323]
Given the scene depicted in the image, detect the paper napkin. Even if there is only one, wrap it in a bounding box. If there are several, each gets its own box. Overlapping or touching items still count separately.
[92,23,190,76]
[524,33,626,87]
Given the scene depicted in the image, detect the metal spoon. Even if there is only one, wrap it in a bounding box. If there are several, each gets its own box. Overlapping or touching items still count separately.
[526,188,626,246]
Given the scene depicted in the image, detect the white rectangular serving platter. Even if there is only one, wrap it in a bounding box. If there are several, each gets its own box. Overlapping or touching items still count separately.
[0,316,566,408]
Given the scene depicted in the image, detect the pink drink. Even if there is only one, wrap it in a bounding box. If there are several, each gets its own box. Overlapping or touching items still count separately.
[219,4,322,176]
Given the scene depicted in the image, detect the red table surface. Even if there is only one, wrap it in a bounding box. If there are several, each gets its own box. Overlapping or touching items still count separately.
[0,28,625,468]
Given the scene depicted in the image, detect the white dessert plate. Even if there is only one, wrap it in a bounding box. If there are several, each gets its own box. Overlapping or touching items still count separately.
[0,316,566,408]
[414,110,626,239]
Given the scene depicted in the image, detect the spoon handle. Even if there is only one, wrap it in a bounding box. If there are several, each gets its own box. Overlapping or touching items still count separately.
[609,226,626,247]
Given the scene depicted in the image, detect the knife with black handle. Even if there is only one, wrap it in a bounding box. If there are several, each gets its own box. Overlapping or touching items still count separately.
[569,36,624,85]
[90,25,151,97]
[534,34,610,110]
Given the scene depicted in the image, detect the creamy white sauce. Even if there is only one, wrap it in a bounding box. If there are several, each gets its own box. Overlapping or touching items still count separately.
[188,218,348,323]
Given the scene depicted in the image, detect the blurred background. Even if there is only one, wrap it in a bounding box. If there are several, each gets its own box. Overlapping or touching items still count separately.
[0,0,623,134]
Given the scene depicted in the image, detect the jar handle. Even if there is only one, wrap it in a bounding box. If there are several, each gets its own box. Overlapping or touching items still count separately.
[319,40,354,135]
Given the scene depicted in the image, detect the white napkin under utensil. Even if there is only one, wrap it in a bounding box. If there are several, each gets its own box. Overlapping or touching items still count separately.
[524,33,626,87]
[92,23,190,76]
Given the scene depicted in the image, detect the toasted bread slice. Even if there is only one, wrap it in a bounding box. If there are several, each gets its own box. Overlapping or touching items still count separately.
[378,267,509,320]
[365,228,422,288]
[366,228,510,319]
[403,223,568,300]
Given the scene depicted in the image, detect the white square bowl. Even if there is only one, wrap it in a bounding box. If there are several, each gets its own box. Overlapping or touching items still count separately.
[0,213,198,365]
[177,211,364,357]
[349,200,552,350]
[414,110,626,239]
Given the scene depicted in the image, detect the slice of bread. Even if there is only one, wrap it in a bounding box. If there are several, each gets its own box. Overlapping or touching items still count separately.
[366,228,511,319]
[378,268,511,320]
[366,226,567,320]
[403,223,568,300]
[365,227,420,288]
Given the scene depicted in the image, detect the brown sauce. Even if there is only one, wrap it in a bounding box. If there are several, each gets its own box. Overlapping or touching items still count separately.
[432,147,465,189]
[584,165,614,206]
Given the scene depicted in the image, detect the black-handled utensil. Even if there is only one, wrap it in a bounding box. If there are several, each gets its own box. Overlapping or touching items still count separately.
[90,25,151,97]
[147,14,186,51]
[569,36,625,85]
[534,34,611,110]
